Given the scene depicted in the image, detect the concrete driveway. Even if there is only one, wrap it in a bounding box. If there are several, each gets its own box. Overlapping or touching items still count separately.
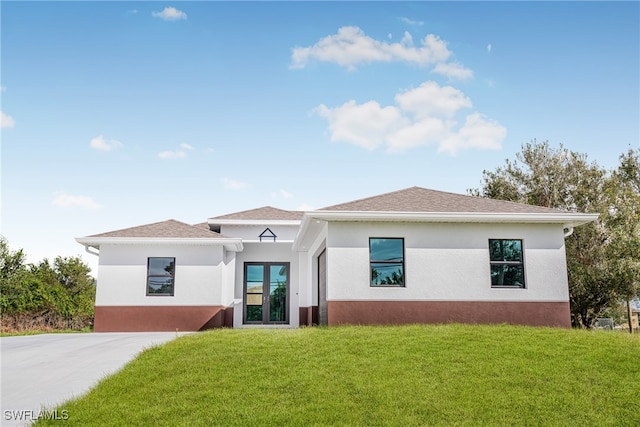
[1,332,188,426]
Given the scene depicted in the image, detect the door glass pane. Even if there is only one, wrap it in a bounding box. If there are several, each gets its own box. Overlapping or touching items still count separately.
[246,265,264,288]
[246,305,262,322]
[269,265,287,322]
[246,265,264,322]
[246,294,262,305]
[246,265,264,294]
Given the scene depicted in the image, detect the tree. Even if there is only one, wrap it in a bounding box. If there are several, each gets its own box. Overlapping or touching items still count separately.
[0,237,30,314]
[469,140,607,212]
[0,237,96,331]
[469,140,636,328]
[602,149,640,332]
[0,236,27,287]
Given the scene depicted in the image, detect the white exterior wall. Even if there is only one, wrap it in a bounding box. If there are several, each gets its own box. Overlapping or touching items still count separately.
[232,241,300,327]
[326,222,569,302]
[220,251,236,307]
[298,226,328,308]
[297,251,310,308]
[95,244,225,306]
[219,225,299,241]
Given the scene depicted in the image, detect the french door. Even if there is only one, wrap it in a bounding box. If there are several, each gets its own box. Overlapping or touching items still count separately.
[244,262,289,324]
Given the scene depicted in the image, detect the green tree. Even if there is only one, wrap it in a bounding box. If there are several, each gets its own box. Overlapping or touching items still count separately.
[53,256,96,318]
[1,237,96,331]
[0,236,27,279]
[469,140,636,328]
[602,149,640,331]
[0,236,31,314]
[469,140,607,211]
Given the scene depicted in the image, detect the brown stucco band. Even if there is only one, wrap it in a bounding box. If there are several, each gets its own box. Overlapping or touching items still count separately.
[93,306,231,332]
[327,301,571,328]
[299,307,311,326]
[299,306,320,326]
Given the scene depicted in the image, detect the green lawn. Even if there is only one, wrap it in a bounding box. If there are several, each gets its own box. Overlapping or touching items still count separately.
[37,325,639,426]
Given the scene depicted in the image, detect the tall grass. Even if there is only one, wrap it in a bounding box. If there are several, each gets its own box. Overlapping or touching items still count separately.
[37,325,639,426]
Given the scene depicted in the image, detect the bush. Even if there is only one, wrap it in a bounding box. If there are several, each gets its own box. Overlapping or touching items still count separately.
[0,237,95,333]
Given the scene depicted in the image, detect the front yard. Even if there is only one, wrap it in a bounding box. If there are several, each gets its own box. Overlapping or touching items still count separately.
[37,324,640,426]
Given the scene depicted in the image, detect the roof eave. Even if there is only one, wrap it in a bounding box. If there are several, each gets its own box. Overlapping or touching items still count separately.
[292,211,599,251]
[305,210,599,225]
[75,237,244,252]
[208,219,301,226]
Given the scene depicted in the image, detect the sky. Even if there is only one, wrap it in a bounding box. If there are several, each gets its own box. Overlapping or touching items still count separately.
[1,1,639,276]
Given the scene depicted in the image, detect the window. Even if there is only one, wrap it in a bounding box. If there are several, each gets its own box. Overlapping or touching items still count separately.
[147,257,175,296]
[370,238,404,286]
[489,239,525,288]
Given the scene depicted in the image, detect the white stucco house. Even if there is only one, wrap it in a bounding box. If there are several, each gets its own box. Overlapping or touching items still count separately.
[75,187,598,331]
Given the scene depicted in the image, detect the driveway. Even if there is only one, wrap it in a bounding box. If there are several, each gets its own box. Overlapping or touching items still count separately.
[1,332,188,426]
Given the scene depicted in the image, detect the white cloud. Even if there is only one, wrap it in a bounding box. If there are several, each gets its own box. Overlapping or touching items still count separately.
[291,26,451,71]
[432,62,474,80]
[487,44,492,53]
[316,81,506,155]
[273,189,293,199]
[158,143,194,159]
[90,135,123,151]
[152,6,187,21]
[158,150,186,159]
[316,101,407,150]
[1,111,15,128]
[400,31,413,46]
[0,86,6,92]
[399,17,424,26]
[52,192,102,209]
[438,113,506,155]
[386,117,451,153]
[395,81,472,119]
[221,177,250,190]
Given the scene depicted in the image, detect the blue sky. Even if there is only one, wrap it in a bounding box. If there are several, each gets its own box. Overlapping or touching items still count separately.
[2,1,638,274]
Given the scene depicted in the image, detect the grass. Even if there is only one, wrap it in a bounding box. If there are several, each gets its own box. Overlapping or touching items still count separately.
[36,324,639,426]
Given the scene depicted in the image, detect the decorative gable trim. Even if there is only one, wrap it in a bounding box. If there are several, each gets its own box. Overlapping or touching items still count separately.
[258,227,277,242]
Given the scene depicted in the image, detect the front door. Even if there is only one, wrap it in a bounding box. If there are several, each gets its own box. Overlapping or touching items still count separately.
[244,262,289,324]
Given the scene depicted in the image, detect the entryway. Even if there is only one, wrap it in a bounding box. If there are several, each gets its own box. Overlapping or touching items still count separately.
[244,262,289,324]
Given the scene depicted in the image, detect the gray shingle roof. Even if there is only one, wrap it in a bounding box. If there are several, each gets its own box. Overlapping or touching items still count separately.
[88,219,229,238]
[320,186,565,214]
[192,222,213,231]
[211,206,304,221]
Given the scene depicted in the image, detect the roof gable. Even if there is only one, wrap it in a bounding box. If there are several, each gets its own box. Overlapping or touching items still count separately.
[320,186,564,214]
[88,219,229,239]
[210,206,303,221]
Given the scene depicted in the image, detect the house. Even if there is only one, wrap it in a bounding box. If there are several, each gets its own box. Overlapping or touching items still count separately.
[75,187,598,332]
